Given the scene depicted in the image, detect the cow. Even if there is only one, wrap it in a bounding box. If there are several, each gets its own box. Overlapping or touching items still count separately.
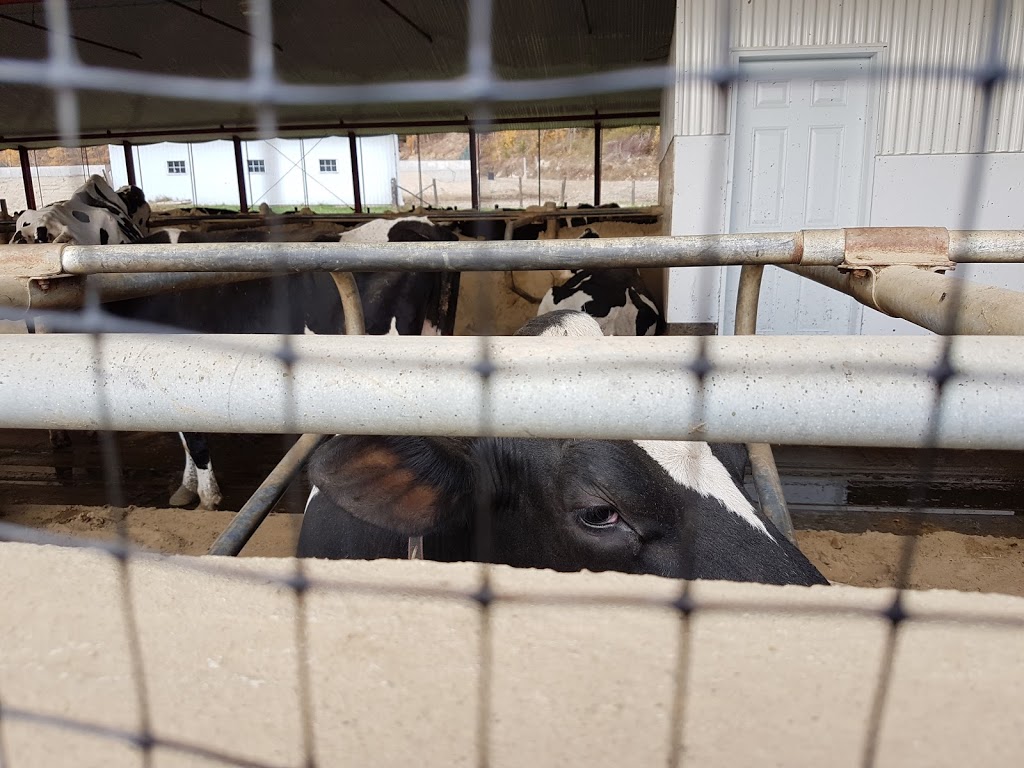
[10,175,147,245]
[103,217,460,509]
[13,177,460,510]
[537,229,665,336]
[297,309,828,586]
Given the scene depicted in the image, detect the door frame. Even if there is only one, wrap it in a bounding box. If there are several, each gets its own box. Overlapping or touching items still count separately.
[718,45,886,332]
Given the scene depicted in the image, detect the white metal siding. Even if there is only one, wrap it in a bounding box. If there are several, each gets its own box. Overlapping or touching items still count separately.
[673,0,1024,154]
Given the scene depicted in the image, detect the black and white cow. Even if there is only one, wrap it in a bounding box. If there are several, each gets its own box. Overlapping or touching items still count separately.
[537,229,665,336]
[102,216,460,509]
[298,309,827,586]
[9,175,147,245]
[13,177,459,509]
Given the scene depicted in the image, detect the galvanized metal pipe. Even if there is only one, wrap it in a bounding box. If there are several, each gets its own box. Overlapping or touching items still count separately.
[786,264,1024,335]
[207,433,327,556]
[49,233,806,274]
[0,334,1021,449]
[734,265,795,543]
[207,272,363,557]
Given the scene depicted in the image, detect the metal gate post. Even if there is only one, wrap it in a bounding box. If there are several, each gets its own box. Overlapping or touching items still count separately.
[734,264,796,543]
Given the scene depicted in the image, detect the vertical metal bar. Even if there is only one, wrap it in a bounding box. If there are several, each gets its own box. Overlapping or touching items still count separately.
[593,121,602,206]
[469,128,480,209]
[734,264,795,542]
[536,128,542,204]
[348,131,363,213]
[299,138,309,207]
[18,146,36,210]
[232,136,249,213]
[122,141,137,187]
[207,434,327,556]
[416,134,424,206]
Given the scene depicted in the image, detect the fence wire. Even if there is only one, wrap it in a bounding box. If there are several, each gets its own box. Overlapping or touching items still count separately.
[0,1,1021,767]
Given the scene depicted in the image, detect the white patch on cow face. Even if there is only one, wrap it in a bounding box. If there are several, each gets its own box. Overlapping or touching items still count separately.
[634,440,775,540]
[387,316,400,335]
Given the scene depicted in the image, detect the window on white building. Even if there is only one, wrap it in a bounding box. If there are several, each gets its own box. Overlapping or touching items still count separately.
[248,159,266,173]
[319,159,338,173]
[167,160,187,175]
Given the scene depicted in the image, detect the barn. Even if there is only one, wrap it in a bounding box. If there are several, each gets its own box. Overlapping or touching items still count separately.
[1,1,1023,766]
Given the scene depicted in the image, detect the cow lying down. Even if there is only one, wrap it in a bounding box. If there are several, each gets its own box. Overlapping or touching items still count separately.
[537,229,665,336]
[298,309,827,586]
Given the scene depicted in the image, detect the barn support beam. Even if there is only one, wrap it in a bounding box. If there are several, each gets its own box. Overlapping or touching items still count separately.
[785,264,1024,336]
[232,136,249,213]
[469,128,480,210]
[122,141,137,187]
[593,122,602,206]
[18,146,35,210]
[0,335,1020,450]
[348,132,363,213]
[22,228,1023,276]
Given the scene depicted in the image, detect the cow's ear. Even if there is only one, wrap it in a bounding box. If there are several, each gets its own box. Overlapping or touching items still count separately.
[308,436,474,536]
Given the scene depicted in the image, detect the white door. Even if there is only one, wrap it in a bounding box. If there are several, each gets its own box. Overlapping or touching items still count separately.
[725,57,871,335]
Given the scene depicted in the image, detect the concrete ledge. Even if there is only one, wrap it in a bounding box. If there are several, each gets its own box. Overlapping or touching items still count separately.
[1,542,1023,767]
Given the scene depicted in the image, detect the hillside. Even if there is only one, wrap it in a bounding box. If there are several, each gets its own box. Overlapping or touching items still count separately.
[400,126,660,181]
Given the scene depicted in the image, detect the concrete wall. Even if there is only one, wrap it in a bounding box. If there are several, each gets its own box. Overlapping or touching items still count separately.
[2,541,1023,768]
[0,165,113,215]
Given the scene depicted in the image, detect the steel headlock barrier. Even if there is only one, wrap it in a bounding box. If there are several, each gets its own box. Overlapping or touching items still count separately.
[1,0,1024,767]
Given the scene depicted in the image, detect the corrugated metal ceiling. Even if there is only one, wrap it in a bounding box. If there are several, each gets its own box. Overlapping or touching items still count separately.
[0,0,673,148]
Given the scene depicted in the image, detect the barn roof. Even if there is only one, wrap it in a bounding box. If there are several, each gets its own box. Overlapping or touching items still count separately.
[0,0,673,148]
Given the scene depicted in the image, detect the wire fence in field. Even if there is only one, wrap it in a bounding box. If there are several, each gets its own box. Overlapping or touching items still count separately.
[0,0,1022,766]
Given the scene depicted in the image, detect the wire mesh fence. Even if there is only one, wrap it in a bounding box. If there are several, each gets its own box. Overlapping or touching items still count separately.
[0,0,1023,766]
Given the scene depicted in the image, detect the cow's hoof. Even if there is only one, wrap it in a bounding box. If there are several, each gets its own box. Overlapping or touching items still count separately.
[169,486,199,507]
[197,495,222,511]
[49,430,72,449]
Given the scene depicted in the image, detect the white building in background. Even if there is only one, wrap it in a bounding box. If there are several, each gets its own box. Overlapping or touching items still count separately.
[659,0,1024,336]
[107,135,402,209]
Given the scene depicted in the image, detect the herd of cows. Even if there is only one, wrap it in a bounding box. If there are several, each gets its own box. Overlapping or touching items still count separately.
[6,175,828,586]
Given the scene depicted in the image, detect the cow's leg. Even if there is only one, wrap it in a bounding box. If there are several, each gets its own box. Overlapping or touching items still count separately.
[170,432,222,509]
[186,432,222,510]
[170,432,200,507]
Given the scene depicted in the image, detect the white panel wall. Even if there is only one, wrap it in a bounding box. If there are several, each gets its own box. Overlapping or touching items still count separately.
[108,136,401,208]
[863,151,1024,333]
[661,0,1024,332]
[673,0,1024,155]
[663,136,729,323]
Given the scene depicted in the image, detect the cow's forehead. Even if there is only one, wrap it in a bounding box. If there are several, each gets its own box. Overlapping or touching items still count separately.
[633,440,771,538]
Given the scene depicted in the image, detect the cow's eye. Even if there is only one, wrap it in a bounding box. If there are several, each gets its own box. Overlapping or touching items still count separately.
[577,505,619,529]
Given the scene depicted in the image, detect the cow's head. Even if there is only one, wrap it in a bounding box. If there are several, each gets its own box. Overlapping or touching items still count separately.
[301,311,827,586]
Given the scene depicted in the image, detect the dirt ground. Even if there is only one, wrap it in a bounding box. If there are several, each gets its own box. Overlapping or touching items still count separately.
[3,503,1022,597]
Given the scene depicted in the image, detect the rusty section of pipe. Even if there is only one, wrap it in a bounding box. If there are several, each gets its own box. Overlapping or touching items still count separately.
[786,264,1024,336]
[734,264,795,543]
